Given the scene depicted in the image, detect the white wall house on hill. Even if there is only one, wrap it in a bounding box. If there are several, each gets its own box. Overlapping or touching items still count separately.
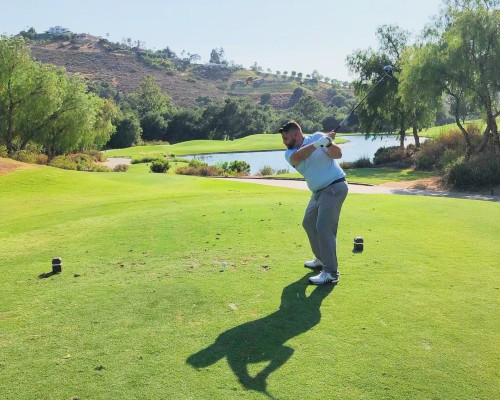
[47,26,71,35]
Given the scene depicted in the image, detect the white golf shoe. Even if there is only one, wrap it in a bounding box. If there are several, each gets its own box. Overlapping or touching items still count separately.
[308,271,339,285]
[304,258,324,269]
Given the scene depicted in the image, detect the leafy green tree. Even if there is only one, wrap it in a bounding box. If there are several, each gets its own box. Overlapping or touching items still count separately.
[140,111,168,141]
[19,27,37,39]
[11,64,63,152]
[399,46,442,147]
[251,62,263,72]
[107,112,142,148]
[87,97,118,150]
[401,0,499,157]
[209,49,219,64]
[199,98,276,140]
[440,0,499,152]
[287,88,305,108]
[33,72,114,159]
[291,95,326,129]
[129,75,174,118]
[260,93,271,105]
[329,94,347,108]
[322,116,341,132]
[0,36,42,154]
[165,108,204,144]
[89,80,118,100]
[159,46,177,59]
[209,47,225,64]
[0,37,116,157]
[311,70,321,80]
[347,25,418,146]
[126,76,174,141]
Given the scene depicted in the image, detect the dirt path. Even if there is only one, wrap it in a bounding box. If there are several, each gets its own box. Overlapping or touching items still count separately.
[100,157,132,168]
[216,177,499,202]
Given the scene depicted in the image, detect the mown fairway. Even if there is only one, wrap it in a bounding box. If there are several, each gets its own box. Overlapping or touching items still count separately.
[104,133,346,158]
[0,165,498,399]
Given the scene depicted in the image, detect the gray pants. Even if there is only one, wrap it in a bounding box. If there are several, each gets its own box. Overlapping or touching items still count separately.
[302,181,348,275]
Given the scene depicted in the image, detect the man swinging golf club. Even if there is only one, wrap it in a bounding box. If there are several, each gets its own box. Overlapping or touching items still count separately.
[280,120,348,285]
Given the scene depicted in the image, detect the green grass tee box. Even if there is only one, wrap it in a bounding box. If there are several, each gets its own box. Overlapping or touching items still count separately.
[0,166,498,399]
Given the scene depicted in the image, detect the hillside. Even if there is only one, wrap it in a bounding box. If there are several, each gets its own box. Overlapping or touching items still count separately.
[28,36,225,108]
[27,34,351,109]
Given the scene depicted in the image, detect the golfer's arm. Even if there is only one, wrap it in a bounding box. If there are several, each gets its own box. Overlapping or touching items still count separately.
[290,144,317,166]
[326,143,342,159]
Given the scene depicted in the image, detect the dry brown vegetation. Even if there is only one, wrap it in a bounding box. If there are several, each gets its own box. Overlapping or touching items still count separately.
[27,36,343,110]
[0,158,38,176]
[29,39,226,107]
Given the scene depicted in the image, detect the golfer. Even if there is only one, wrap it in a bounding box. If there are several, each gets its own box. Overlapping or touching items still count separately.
[280,120,348,285]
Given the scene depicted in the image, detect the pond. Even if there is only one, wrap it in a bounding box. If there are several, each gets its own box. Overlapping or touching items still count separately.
[184,135,424,175]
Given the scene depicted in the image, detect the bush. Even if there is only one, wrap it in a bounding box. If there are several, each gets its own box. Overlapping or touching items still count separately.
[219,160,251,175]
[149,159,170,173]
[175,165,223,176]
[339,161,355,169]
[72,154,96,171]
[414,127,482,171]
[87,150,106,162]
[49,153,111,172]
[354,157,373,168]
[373,146,410,166]
[171,157,189,164]
[175,159,251,177]
[444,152,500,189]
[33,154,48,165]
[340,159,374,169]
[188,159,208,168]
[49,156,78,170]
[11,150,48,165]
[12,150,38,164]
[132,153,168,164]
[414,146,440,171]
[436,148,463,171]
[90,164,112,172]
[0,146,8,158]
[257,165,275,176]
[113,164,130,172]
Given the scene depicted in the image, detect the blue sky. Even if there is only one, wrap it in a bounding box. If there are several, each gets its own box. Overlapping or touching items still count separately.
[1,0,444,81]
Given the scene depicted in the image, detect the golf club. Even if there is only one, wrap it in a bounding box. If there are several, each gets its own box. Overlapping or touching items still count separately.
[330,65,394,133]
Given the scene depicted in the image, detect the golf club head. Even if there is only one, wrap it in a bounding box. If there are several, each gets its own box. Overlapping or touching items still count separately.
[383,65,394,76]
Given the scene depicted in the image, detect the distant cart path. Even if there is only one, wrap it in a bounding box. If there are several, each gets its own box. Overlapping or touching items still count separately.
[101,157,132,168]
[216,177,499,202]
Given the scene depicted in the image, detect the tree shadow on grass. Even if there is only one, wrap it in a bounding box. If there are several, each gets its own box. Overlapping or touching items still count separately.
[186,273,335,398]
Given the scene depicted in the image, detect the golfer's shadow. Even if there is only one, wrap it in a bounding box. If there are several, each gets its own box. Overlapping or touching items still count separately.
[186,274,335,397]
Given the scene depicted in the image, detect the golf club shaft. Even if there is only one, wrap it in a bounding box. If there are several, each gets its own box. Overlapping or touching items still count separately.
[332,73,389,133]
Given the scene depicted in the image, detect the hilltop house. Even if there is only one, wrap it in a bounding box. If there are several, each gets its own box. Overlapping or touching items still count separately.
[47,26,71,35]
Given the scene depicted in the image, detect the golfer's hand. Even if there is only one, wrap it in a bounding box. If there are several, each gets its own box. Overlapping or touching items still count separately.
[313,136,333,148]
[328,130,336,140]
